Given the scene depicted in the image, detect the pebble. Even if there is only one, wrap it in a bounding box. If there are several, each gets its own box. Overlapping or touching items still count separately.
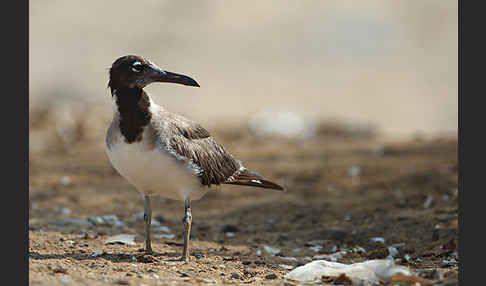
[104,234,136,245]
[48,218,92,227]
[230,273,241,280]
[90,251,105,258]
[309,245,323,253]
[87,215,126,227]
[60,176,72,186]
[280,264,295,270]
[151,274,160,279]
[348,166,361,177]
[369,237,386,244]
[386,246,399,259]
[265,273,278,280]
[280,257,298,262]
[263,245,280,255]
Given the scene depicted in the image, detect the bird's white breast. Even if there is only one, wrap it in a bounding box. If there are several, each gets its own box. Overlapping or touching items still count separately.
[106,100,207,201]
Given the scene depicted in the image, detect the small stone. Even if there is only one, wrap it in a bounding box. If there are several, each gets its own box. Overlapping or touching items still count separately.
[104,234,136,245]
[90,251,105,258]
[369,237,385,244]
[265,273,278,280]
[230,273,241,280]
[263,245,280,255]
[60,176,72,186]
[280,264,295,270]
[348,166,361,177]
[48,218,92,227]
[151,274,160,279]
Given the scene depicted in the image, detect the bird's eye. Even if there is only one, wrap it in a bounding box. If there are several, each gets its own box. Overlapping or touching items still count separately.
[131,62,144,72]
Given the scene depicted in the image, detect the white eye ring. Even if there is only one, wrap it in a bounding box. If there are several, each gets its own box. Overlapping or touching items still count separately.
[131,61,143,72]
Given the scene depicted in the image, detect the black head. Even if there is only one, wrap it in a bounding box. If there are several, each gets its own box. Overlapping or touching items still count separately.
[108,55,200,91]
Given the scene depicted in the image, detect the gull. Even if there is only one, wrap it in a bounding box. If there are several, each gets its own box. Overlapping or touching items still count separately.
[105,55,284,261]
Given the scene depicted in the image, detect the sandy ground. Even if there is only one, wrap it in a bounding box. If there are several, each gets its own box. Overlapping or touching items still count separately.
[28,106,458,286]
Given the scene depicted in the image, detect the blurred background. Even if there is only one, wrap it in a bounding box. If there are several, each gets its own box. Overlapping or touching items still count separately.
[29,2,458,284]
[30,0,457,143]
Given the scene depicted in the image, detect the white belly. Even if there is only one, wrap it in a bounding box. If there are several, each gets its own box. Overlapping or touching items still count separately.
[106,140,207,201]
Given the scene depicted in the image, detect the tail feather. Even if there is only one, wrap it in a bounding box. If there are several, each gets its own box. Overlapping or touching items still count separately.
[224,168,285,191]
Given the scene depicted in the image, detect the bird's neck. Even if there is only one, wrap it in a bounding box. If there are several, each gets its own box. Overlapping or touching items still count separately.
[111,87,152,143]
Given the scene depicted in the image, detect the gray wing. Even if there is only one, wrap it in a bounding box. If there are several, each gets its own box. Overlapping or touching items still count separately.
[153,112,242,187]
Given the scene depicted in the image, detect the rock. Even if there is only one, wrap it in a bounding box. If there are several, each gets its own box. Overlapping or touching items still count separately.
[369,237,385,244]
[263,245,281,255]
[265,273,278,280]
[88,215,126,227]
[284,259,412,285]
[348,166,361,177]
[280,264,295,270]
[313,251,346,262]
[230,273,241,280]
[104,234,136,245]
[90,251,105,258]
[48,218,92,227]
[60,176,72,186]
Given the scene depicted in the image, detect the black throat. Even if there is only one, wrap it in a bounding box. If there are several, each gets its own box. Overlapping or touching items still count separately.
[112,87,152,144]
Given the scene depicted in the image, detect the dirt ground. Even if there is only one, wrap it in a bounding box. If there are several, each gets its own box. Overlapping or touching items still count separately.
[29,107,458,286]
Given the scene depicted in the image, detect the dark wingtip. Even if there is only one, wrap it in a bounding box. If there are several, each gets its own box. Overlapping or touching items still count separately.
[224,168,285,191]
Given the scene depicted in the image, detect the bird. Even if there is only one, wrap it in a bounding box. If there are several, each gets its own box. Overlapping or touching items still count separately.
[105,55,284,262]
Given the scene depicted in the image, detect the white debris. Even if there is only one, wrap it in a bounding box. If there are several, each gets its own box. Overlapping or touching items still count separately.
[64,240,75,246]
[263,245,281,255]
[386,247,399,259]
[153,234,175,240]
[280,257,299,262]
[88,215,126,227]
[309,245,323,253]
[60,176,72,186]
[369,237,385,244]
[90,251,105,258]
[280,264,295,270]
[284,259,412,285]
[348,166,361,177]
[248,111,318,139]
[423,194,434,208]
[256,250,262,256]
[313,250,347,262]
[225,232,236,238]
[404,254,412,262]
[104,234,136,245]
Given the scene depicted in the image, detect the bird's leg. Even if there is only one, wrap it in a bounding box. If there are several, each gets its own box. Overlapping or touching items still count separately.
[143,194,153,254]
[181,199,192,262]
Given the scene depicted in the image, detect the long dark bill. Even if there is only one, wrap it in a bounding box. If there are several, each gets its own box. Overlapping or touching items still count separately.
[150,68,200,87]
